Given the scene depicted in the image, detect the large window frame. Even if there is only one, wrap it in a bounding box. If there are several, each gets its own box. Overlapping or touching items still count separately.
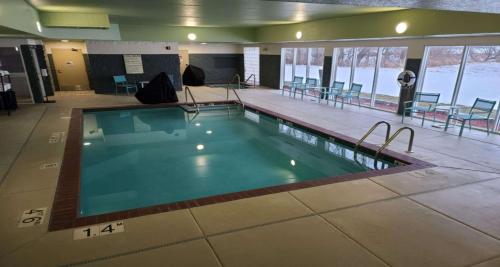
[416,45,500,132]
[330,46,408,112]
[280,47,325,88]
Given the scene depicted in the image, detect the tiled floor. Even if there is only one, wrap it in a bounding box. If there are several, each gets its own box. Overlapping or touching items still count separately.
[0,87,499,266]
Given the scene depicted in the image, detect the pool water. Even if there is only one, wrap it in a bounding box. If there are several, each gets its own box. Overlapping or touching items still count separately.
[80,106,392,216]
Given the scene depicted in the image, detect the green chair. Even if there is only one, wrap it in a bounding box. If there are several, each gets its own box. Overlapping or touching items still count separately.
[293,78,318,99]
[333,83,362,108]
[445,98,497,136]
[282,76,304,96]
[326,81,344,103]
[113,75,138,95]
[402,92,440,127]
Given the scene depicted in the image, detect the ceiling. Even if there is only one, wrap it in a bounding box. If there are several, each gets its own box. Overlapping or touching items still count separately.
[28,0,403,27]
[272,0,500,14]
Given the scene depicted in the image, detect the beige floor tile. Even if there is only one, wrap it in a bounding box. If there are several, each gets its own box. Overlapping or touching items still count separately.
[473,256,500,267]
[290,179,398,212]
[0,164,9,182]
[0,210,203,266]
[191,192,312,235]
[84,239,221,267]
[323,198,500,267]
[0,188,54,258]
[372,167,500,195]
[209,216,386,267]
[411,178,500,239]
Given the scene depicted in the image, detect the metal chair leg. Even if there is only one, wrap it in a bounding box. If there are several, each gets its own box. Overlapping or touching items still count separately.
[486,119,490,135]
[444,115,452,131]
[421,111,426,127]
[459,120,466,136]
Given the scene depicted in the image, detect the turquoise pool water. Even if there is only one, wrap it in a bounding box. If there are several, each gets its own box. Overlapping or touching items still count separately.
[80,106,392,216]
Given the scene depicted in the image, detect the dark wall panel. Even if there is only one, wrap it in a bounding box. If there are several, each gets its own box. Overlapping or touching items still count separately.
[0,47,24,73]
[20,45,43,103]
[322,56,332,87]
[397,58,422,115]
[260,54,281,89]
[87,54,181,94]
[189,54,243,84]
[34,45,54,96]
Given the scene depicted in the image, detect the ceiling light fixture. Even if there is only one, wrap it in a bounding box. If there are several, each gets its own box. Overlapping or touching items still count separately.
[187,33,197,41]
[83,142,91,146]
[295,31,302,40]
[36,21,42,33]
[206,130,212,134]
[290,159,296,166]
[395,22,408,34]
[196,144,204,150]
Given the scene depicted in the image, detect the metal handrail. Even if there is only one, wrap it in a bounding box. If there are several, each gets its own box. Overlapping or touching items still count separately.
[245,74,256,88]
[354,121,391,152]
[226,74,244,107]
[374,126,415,163]
[184,86,199,112]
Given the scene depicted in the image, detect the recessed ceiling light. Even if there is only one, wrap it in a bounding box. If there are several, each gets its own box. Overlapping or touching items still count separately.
[290,159,296,166]
[188,33,197,41]
[195,122,201,127]
[61,40,69,43]
[206,130,212,134]
[295,31,302,40]
[14,47,19,52]
[36,21,42,33]
[196,144,204,150]
[395,22,408,34]
[83,142,91,146]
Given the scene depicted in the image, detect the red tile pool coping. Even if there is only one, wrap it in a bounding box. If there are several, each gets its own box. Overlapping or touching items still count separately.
[48,101,435,231]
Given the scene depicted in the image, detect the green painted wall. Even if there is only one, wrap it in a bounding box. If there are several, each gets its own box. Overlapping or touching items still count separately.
[0,0,41,36]
[119,24,256,43]
[256,9,500,42]
[40,12,110,28]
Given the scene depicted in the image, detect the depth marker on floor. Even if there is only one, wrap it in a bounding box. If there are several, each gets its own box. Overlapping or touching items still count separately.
[18,207,47,228]
[40,162,58,169]
[74,221,125,240]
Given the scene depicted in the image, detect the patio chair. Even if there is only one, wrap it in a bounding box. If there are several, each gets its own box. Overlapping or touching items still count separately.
[444,98,497,136]
[333,83,362,108]
[293,78,318,98]
[325,81,344,102]
[283,76,304,96]
[113,75,138,95]
[402,92,440,127]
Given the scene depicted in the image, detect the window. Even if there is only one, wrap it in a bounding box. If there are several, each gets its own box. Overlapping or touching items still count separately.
[308,48,324,83]
[419,46,465,105]
[283,48,294,85]
[295,48,308,79]
[243,47,260,85]
[374,47,408,112]
[333,48,354,89]
[331,46,408,112]
[456,46,500,129]
[353,47,378,106]
[280,47,325,88]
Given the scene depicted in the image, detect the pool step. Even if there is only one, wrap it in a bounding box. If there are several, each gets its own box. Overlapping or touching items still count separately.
[180,104,241,113]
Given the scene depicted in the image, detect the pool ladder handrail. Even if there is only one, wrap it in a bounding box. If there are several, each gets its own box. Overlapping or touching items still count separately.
[354,121,391,153]
[184,86,199,112]
[245,74,256,88]
[374,126,414,168]
[226,74,244,108]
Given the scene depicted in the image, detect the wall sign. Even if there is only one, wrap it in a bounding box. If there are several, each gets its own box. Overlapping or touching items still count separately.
[123,54,144,74]
[40,162,58,169]
[18,207,47,228]
[49,132,65,144]
[74,221,124,240]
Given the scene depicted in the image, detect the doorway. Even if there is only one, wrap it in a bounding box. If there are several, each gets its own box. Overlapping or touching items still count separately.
[51,48,90,90]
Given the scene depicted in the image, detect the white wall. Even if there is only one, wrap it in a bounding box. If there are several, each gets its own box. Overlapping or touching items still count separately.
[178,43,243,54]
[85,40,178,54]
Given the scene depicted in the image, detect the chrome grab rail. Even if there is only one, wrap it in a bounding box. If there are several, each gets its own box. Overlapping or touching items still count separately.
[354,121,391,153]
[374,126,415,165]
[184,86,199,112]
[226,74,244,107]
[245,74,256,88]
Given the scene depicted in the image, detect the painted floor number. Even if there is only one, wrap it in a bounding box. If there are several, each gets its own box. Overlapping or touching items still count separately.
[18,207,47,228]
[73,221,124,240]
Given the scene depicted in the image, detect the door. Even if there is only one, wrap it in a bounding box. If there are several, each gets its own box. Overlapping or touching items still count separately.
[179,49,189,75]
[52,48,90,90]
